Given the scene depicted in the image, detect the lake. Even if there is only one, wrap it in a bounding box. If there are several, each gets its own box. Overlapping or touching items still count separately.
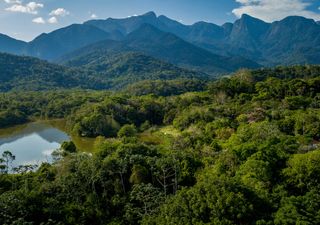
[0,121,95,167]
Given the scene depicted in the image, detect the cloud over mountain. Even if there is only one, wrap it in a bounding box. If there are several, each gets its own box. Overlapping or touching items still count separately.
[49,8,70,17]
[233,0,320,22]
[5,1,43,15]
[32,17,45,24]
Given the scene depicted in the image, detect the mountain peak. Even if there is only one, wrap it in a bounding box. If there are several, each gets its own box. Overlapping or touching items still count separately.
[279,15,316,25]
[142,11,157,18]
[239,14,268,24]
[241,14,253,19]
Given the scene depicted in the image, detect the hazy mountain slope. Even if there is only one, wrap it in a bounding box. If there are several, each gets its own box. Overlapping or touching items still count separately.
[125,24,260,74]
[1,11,319,67]
[0,52,102,91]
[59,24,260,76]
[0,34,27,55]
[262,16,320,65]
[226,14,270,61]
[84,11,168,36]
[26,24,111,60]
[86,12,320,66]
[57,39,132,66]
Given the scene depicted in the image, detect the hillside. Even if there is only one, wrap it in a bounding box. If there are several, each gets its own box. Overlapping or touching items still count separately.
[59,24,260,76]
[85,12,320,66]
[25,24,112,60]
[0,52,103,91]
[0,34,27,55]
[0,52,203,91]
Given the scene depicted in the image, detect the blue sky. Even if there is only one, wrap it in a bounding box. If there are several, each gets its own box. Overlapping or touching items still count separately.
[1,0,320,41]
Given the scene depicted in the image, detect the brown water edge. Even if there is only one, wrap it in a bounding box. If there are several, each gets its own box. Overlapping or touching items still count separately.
[43,119,97,153]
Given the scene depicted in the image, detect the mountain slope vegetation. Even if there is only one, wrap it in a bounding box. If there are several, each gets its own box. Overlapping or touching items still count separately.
[0,52,203,91]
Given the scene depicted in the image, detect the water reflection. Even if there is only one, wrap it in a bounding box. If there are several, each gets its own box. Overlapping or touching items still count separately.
[0,121,95,167]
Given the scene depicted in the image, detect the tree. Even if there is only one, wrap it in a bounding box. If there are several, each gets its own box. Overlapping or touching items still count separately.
[1,151,15,174]
[117,124,137,138]
[125,184,165,223]
[283,150,320,194]
[145,175,267,225]
[61,141,77,153]
[274,191,320,225]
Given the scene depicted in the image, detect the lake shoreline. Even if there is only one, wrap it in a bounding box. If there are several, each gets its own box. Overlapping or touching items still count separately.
[0,120,96,167]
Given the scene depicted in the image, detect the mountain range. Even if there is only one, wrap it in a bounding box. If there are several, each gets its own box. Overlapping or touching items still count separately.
[3,12,320,64]
[57,24,259,75]
[0,11,320,86]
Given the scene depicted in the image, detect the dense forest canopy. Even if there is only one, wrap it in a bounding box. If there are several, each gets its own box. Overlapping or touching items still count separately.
[1,65,320,224]
[0,52,205,92]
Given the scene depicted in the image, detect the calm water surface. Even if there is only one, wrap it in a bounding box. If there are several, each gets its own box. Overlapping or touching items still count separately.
[0,121,95,167]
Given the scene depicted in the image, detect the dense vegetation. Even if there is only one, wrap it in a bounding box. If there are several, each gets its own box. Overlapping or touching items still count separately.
[0,52,203,92]
[1,65,320,224]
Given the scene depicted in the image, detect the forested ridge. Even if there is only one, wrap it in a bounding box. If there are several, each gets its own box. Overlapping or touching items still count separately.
[0,52,204,92]
[1,65,320,224]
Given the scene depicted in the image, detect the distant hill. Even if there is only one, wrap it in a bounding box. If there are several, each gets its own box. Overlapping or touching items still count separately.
[0,52,203,91]
[0,52,101,91]
[0,34,27,55]
[59,24,260,76]
[25,24,112,60]
[81,52,206,89]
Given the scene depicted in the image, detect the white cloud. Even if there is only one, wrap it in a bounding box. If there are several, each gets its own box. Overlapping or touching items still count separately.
[90,13,97,19]
[6,1,44,15]
[127,14,138,18]
[32,16,45,24]
[48,16,58,24]
[233,0,320,22]
[4,0,22,4]
[49,8,69,17]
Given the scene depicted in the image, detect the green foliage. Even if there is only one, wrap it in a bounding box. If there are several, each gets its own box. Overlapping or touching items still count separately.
[283,150,320,193]
[1,65,320,224]
[274,190,320,225]
[61,141,77,153]
[118,124,137,138]
[145,175,266,225]
[124,79,206,96]
[0,52,206,92]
